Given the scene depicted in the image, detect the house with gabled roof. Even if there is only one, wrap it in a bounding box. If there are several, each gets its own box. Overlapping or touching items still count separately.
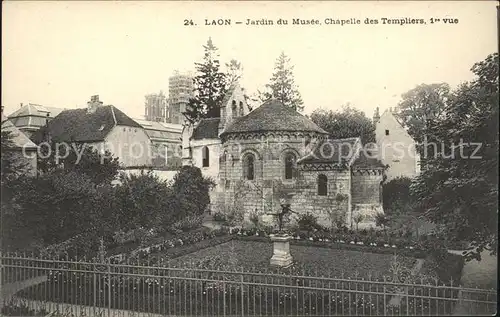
[7,103,67,139]
[1,107,38,176]
[34,95,152,168]
[182,83,386,229]
[373,107,420,181]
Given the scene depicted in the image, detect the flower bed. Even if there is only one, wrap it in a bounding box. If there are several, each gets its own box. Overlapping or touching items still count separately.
[168,240,417,279]
[226,226,431,258]
[115,227,230,263]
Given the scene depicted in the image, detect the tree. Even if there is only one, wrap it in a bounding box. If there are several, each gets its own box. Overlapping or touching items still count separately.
[5,170,110,248]
[114,170,174,231]
[382,176,413,213]
[261,52,304,112]
[225,59,243,89]
[395,83,450,144]
[411,53,499,261]
[35,134,120,186]
[310,104,376,144]
[184,38,228,123]
[172,166,216,219]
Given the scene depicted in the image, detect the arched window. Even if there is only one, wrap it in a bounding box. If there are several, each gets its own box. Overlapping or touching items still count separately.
[164,145,168,166]
[239,101,244,116]
[202,146,209,167]
[243,153,255,180]
[318,174,328,196]
[232,100,237,117]
[284,153,296,180]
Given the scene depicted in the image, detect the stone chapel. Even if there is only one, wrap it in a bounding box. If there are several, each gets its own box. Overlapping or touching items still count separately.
[182,83,386,229]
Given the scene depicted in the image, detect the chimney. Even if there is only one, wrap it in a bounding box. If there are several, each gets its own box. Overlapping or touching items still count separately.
[373,107,380,126]
[87,95,103,114]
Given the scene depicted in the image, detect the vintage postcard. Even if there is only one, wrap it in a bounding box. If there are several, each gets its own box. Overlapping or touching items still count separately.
[1,1,498,316]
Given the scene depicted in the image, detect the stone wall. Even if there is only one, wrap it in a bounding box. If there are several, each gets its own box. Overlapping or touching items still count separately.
[351,172,383,205]
[214,133,352,228]
[291,170,350,227]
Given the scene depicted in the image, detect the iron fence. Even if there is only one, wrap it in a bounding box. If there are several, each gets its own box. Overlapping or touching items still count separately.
[1,253,496,316]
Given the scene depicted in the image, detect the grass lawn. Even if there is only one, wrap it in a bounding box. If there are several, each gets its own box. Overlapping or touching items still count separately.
[166,240,417,279]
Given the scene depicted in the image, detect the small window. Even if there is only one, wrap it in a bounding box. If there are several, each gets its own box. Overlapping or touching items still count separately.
[232,100,237,117]
[202,146,209,167]
[385,129,389,136]
[284,153,296,180]
[317,174,328,196]
[239,101,244,116]
[243,153,255,180]
[304,137,311,148]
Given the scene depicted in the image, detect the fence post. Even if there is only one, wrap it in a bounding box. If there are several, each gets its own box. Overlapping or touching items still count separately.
[93,264,97,316]
[223,282,226,317]
[240,270,244,317]
[383,276,387,315]
[108,261,111,316]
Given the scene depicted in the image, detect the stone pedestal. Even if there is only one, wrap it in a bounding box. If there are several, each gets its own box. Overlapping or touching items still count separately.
[270,234,293,267]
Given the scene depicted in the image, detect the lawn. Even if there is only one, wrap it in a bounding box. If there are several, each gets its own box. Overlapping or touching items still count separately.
[166,240,417,279]
[15,239,458,316]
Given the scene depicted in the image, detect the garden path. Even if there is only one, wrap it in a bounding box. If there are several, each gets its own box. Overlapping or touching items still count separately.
[0,275,47,310]
[451,249,497,316]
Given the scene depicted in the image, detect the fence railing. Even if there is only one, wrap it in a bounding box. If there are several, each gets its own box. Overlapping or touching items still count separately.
[1,254,497,316]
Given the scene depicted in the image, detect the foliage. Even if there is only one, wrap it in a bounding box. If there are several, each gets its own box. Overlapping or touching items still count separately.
[3,170,114,249]
[395,82,450,144]
[375,213,390,231]
[310,105,376,145]
[297,213,320,234]
[352,212,365,231]
[170,214,204,232]
[35,139,120,185]
[213,203,244,226]
[260,52,304,112]
[172,165,216,219]
[249,210,260,228]
[114,170,174,231]
[326,209,346,232]
[1,131,30,249]
[0,301,49,316]
[184,38,228,123]
[382,176,414,214]
[1,130,29,183]
[225,59,243,89]
[411,53,499,261]
[212,211,227,222]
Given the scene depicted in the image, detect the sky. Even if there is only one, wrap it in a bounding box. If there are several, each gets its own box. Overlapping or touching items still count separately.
[2,1,498,120]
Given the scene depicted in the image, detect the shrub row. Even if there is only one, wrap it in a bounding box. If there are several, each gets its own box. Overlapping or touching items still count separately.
[225,226,447,259]
[119,227,231,262]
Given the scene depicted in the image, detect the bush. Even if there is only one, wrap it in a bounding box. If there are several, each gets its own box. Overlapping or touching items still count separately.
[170,214,204,232]
[382,177,417,215]
[213,211,227,222]
[114,170,174,231]
[249,210,260,228]
[297,213,321,234]
[172,166,216,219]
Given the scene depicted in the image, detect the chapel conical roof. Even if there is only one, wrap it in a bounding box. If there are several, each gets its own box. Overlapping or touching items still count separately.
[221,99,328,135]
